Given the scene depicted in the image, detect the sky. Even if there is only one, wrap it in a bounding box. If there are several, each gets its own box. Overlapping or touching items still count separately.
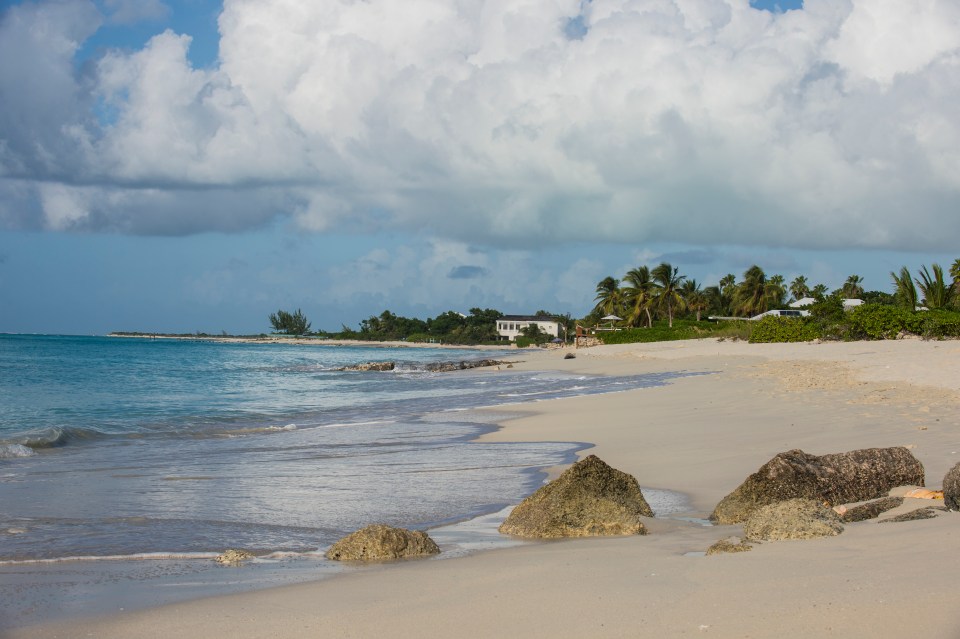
[1,0,958,335]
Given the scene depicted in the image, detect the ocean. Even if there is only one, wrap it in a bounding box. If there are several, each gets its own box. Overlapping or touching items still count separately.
[0,334,697,627]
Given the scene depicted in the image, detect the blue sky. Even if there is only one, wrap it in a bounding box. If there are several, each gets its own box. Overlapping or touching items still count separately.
[1,0,958,335]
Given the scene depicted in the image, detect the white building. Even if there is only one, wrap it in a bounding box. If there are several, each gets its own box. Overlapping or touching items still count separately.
[496,315,561,342]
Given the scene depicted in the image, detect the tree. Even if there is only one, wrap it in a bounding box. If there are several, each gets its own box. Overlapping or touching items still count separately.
[682,279,708,322]
[950,258,960,298]
[841,274,865,298]
[811,283,829,300]
[891,266,918,310]
[593,276,625,318]
[734,265,767,317]
[789,275,810,302]
[269,308,311,335]
[623,266,655,328]
[915,264,953,309]
[766,274,787,309]
[651,262,686,328]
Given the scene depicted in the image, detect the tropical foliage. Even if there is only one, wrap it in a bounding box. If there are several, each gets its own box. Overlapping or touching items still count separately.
[269,309,312,335]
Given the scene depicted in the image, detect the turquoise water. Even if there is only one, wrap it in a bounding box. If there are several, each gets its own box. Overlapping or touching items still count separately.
[0,334,698,626]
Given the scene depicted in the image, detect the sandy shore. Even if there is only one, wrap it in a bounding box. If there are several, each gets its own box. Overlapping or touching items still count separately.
[11,338,960,638]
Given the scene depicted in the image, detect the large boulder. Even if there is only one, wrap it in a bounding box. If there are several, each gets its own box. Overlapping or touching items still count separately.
[943,462,960,510]
[743,498,844,541]
[711,447,925,524]
[325,524,440,561]
[499,455,652,538]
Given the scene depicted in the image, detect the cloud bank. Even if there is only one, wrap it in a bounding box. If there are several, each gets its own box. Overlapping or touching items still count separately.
[1,0,959,250]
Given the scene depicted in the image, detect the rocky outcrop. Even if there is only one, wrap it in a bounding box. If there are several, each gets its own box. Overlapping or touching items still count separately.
[943,462,960,511]
[834,496,904,523]
[878,507,944,523]
[743,498,844,541]
[423,359,511,372]
[706,537,753,555]
[214,549,254,565]
[325,524,440,561]
[499,455,652,538]
[339,362,396,372]
[711,447,925,524]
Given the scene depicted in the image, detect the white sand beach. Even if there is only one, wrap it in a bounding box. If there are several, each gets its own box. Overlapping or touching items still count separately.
[11,338,960,639]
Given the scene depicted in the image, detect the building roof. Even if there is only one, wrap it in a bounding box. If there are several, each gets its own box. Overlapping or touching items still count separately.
[499,315,558,322]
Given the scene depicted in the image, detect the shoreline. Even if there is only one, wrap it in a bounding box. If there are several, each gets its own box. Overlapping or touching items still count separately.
[10,338,960,638]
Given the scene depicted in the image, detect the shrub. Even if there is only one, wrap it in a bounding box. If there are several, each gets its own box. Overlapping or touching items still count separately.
[846,305,919,340]
[919,310,960,338]
[749,317,821,343]
[515,336,535,348]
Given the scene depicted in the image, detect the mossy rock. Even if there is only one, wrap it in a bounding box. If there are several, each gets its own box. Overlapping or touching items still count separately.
[499,455,652,538]
[326,524,440,561]
[943,462,960,511]
[711,447,925,524]
[743,498,844,541]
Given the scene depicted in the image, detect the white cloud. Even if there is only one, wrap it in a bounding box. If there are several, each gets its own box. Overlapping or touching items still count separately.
[0,0,959,251]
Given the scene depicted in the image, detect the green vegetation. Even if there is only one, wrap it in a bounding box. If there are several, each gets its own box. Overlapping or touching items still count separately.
[250,256,959,347]
[268,309,311,335]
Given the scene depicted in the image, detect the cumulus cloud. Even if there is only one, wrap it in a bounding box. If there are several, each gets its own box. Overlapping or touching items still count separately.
[1,0,959,251]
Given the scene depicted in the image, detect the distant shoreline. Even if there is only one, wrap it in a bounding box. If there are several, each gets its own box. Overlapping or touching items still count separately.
[106,333,517,351]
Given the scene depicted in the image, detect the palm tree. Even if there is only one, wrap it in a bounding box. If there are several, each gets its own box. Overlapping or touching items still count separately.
[719,274,737,299]
[623,266,655,328]
[950,258,960,296]
[811,283,829,299]
[683,279,708,322]
[915,264,952,309]
[651,262,686,328]
[766,274,787,309]
[789,275,810,302]
[593,276,625,318]
[841,274,865,299]
[891,266,918,310]
[704,285,729,316]
[734,265,767,317]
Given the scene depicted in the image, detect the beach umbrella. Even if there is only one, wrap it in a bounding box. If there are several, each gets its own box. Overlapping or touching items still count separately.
[600,315,622,321]
[551,338,564,343]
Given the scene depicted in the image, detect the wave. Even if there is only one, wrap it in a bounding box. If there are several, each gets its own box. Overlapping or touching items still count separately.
[0,444,36,459]
[2,426,111,451]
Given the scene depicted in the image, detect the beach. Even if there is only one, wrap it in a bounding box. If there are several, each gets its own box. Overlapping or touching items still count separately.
[9,338,960,638]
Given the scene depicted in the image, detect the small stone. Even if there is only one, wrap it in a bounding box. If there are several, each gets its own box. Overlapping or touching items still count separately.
[214,549,254,565]
[706,537,753,555]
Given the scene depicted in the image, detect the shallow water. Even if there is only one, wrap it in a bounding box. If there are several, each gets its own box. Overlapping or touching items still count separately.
[0,335,705,628]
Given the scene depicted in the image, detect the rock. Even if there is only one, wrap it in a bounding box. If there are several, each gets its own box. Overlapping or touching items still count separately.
[836,496,904,523]
[706,537,753,555]
[878,507,944,523]
[743,498,844,541]
[214,549,254,565]
[340,362,396,372]
[710,447,925,524]
[423,359,510,372]
[499,455,652,538]
[943,462,960,510]
[563,353,576,359]
[325,524,440,561]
